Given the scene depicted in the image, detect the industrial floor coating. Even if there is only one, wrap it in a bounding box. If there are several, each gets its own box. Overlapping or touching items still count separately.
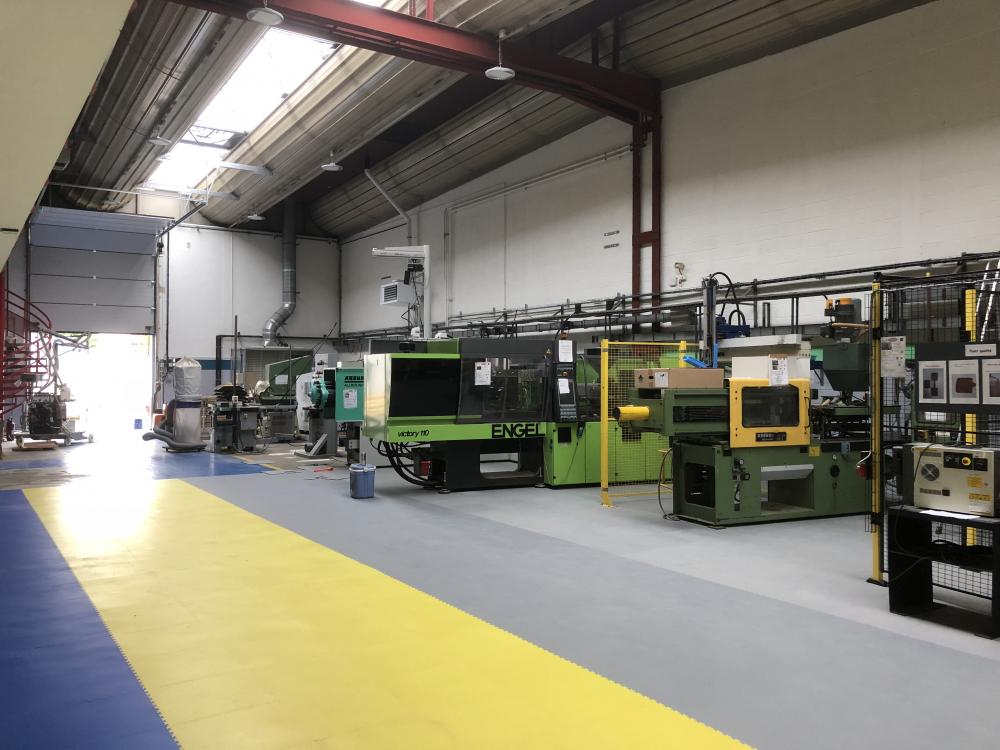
[2,442,999,749]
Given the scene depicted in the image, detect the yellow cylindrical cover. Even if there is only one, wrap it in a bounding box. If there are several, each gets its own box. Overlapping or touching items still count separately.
[613,405,650,422]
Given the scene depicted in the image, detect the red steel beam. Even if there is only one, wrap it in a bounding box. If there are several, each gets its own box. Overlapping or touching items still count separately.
[171,0,660,123]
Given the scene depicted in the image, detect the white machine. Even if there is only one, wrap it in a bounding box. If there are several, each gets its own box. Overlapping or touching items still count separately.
[906,443,1000,517]
[143,356,206,451]
[295,372,313,434]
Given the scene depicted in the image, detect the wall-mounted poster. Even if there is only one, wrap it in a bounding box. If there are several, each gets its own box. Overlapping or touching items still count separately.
[918,360,947,404]
[982,359,1000,405]
[880,336,907,378]
[948,359,980,405]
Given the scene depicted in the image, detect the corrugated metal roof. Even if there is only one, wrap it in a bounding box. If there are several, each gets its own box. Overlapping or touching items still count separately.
[308,0,933,238]
[197,0,591,226]
[60,0,264,210]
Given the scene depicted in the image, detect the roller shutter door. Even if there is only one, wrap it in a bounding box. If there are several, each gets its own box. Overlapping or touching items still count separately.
[28,207,170,334]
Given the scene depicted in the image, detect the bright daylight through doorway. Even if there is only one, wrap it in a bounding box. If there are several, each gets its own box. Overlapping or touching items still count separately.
[56,334,153,442]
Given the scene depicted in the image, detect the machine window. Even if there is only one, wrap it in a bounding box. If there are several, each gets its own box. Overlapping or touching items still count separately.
[456,357,549,423]
[741,386,800,428]
[389,358,460,417]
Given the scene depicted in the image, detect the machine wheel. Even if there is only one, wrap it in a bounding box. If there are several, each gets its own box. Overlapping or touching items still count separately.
[88,434,94,443]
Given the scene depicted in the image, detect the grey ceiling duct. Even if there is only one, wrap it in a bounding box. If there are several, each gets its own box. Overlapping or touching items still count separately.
[263,199,297,346]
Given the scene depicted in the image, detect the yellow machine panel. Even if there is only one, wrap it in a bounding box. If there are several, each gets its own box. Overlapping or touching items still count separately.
[729,378,810,448]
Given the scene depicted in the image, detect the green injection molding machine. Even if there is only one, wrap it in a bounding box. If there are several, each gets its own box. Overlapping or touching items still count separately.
[365,338,645,491]
[307,365,364,460]
[615,355,869,526]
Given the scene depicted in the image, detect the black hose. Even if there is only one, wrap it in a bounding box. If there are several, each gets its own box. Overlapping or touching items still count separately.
[385,443,439,488]
[386,451,434,488]
[142,431,206,451]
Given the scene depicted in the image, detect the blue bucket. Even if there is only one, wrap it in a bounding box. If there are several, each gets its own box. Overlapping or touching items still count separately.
[349,463,375,499]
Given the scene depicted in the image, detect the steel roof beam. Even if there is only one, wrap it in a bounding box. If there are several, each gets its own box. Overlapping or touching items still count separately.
[169,0,660,123]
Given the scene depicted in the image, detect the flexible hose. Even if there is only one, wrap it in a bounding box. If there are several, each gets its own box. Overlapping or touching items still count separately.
[142,431,207,452]
[385,443,439,488]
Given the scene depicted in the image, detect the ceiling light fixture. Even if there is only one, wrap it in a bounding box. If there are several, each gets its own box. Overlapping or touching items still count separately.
[147,134,172,147]
[246,0,284,26]
[246,211,266,221]
[485,30,515,82]
[136,185,156,193]
[320,150,343,172]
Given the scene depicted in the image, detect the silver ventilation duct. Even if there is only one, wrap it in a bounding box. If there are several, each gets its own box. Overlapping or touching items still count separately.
[263,199,297,346]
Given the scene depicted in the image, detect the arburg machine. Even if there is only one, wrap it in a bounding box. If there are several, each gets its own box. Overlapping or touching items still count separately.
[365,338,611,491]
[615,353,869,525]
[304,365,364,461]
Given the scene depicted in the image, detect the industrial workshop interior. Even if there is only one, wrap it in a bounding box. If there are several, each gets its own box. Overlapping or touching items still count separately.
[4,1,1000,748]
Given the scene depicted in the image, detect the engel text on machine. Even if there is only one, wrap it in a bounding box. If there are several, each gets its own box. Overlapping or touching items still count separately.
[491,423,542,439]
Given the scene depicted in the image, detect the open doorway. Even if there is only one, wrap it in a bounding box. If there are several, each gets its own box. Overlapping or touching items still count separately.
[57,334,153,442]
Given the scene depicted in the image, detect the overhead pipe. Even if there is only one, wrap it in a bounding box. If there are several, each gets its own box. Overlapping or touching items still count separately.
[364,169,413,245]
[156,201,207,238]
[262,199,298,346]
[332,250,1000,343]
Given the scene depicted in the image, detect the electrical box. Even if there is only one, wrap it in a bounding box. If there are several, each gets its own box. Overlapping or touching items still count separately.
[335,367,364,423]
[904,443,1000,516]
[634,368,724,390]
[380,280,416,307]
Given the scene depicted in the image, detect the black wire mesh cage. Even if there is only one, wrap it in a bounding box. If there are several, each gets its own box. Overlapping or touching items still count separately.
[874,264,1000,598]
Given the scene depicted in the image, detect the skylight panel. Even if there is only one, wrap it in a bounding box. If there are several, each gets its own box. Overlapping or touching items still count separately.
[145,28,332,191]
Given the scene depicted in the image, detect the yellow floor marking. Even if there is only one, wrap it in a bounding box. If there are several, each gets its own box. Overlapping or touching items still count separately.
[27,479,750,750]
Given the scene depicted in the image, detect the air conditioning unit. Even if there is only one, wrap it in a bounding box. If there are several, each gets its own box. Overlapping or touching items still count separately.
[380,280,416,307]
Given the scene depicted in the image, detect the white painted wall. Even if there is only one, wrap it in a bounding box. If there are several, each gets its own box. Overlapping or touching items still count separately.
[663,0,1000,283]
[338,117,632,333]
[339,0,1000,334]
[165,224,338,357]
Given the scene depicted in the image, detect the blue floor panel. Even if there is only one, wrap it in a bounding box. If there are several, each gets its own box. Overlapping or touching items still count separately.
[144,448,268,480]
[0,442,269,480]
[0,490,177,749]
[0,458,67,471]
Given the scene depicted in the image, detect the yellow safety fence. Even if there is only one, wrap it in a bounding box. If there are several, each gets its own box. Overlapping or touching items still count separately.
[600,340,688,507]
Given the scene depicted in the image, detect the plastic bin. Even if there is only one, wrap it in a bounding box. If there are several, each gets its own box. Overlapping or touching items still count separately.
[349,463,376,499]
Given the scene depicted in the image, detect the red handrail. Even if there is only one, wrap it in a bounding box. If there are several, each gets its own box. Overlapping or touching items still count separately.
[0,274,54,419]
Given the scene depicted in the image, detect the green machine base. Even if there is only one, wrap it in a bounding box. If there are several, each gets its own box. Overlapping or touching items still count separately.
[544,422,599,487]
[671,440,869,526]
[543,421,669,488]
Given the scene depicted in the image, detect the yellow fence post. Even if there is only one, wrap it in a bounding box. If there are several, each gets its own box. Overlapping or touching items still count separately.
[870,281,884,584]
[600,339,611,507]
[964,288,977,546]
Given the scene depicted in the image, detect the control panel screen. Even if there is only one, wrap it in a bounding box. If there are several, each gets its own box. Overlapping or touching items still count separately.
[558,379,576,405]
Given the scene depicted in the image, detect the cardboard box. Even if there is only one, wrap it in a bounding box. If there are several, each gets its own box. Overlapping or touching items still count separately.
[633,368,724,389]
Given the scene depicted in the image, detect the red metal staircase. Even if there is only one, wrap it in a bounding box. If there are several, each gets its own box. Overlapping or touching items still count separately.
[0,272,54,420]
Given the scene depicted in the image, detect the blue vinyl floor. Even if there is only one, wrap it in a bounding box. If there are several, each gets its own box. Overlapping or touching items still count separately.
[0,441,265,748]
[0,488,178,749]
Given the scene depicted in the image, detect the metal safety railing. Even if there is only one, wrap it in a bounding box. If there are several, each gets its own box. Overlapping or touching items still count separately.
[0,275,55,419]
[600,340,687,507]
